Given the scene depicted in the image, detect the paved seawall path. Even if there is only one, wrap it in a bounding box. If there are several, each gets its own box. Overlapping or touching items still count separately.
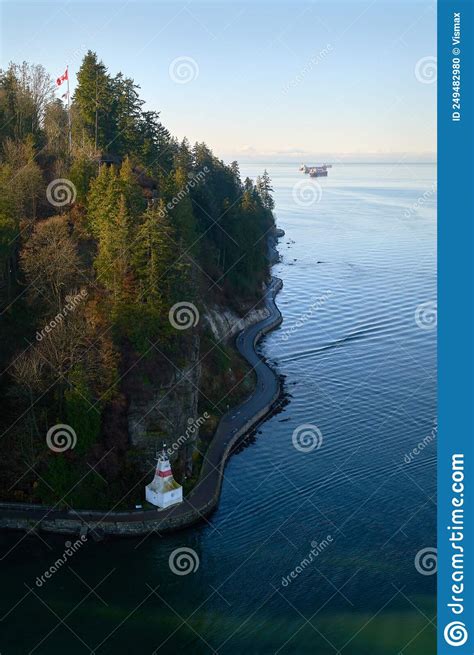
[0,277,283,538]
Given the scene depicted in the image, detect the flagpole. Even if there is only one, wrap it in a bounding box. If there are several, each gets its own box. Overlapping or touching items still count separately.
[67,65,72,154]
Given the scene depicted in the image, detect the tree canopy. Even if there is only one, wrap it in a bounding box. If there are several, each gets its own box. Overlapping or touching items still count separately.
[0,51,276,508]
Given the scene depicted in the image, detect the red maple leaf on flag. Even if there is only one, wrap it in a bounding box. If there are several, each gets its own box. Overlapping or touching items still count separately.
[56,68,68,86]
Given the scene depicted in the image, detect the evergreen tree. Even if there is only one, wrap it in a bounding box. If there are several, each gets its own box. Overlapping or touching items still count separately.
[138,111,172,171]
[74,51,117,151]
[168,167,198,251]
[69,155,98,205]
[94,193,133,303]
[256,169,275,210]
[118,156,146,217]
[133,200,188,308]
[230,160,242,187]
[1,52,277,507]
[112,73,144,157]
[174,137,193,171]
[87,164,121,237]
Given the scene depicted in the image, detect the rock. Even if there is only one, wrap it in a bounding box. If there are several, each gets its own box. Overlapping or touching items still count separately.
[203,306,269,343]
[127,334,201,477]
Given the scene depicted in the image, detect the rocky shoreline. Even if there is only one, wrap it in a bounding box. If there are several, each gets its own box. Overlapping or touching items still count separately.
[0,233,285,539]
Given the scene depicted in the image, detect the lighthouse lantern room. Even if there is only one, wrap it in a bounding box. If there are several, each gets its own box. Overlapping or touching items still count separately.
[145,446,183,509]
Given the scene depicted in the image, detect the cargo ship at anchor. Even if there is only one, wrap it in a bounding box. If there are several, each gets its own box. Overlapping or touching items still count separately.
[300,163,330,177]
[309,166,328,177]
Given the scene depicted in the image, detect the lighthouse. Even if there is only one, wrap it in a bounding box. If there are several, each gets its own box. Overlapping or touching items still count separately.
[145,446,183,509]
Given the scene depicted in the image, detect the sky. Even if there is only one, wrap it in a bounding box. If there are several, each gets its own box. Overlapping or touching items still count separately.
[0,0,437,162]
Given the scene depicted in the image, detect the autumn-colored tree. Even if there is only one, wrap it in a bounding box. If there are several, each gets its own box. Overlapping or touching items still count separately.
[20,215,81,312]
[0,163,19,303]
[0,62,55,141]
[2,136,43,220]
[43,99,69,158]
[1,52,277,507]
[10,346,46,451]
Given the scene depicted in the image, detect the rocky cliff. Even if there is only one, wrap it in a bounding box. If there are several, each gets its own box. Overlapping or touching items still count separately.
[126,334,201,477]
[125,303,266,480]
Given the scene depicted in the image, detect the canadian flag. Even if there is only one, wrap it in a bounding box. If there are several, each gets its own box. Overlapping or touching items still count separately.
[56,68,68,86]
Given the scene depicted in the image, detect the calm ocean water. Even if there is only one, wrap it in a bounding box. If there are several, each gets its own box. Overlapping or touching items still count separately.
[0,163,437,654]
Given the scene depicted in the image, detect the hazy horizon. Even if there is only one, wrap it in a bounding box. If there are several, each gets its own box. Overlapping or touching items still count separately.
[226,153,437,164]
[1,0,437,163]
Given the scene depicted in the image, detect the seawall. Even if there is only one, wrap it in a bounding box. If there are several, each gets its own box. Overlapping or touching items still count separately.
[0,277,284,538]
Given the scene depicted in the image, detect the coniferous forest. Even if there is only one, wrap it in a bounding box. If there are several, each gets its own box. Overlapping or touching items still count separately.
[0,51,275,509]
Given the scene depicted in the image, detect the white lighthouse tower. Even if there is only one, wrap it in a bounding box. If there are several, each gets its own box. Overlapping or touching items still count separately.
[145,446,183,509]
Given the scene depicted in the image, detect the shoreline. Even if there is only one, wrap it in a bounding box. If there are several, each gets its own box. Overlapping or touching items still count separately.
[0,266,284,538]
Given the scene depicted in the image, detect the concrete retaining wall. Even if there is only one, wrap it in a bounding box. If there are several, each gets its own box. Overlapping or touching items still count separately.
[0,278,283,538]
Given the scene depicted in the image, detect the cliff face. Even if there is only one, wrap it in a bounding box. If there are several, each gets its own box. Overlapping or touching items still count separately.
[126,334,201,477]
[204,305,269,343]
[124,300,269,480]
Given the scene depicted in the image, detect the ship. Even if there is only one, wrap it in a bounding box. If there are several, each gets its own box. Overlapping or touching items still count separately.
[308,166,328,177]
[300,163,331,176]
